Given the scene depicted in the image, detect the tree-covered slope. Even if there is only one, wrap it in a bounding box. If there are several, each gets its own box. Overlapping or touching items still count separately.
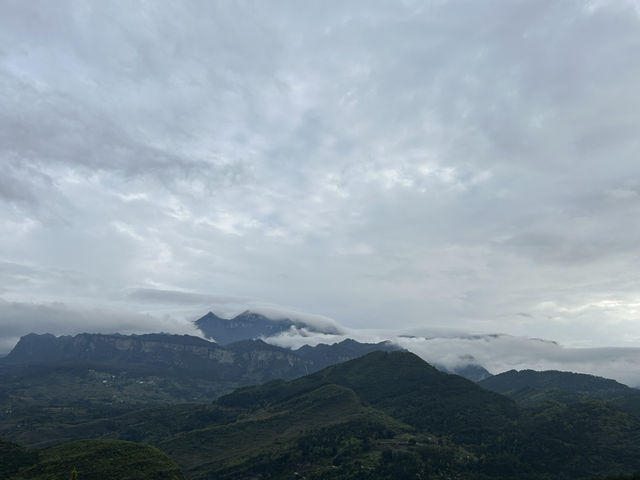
[479,369,639,400]
[509,400,640,477]
[2,438,184,480]
[478,368,640,418]
[0,437,38,478]
[4,348,640,479]
[4,402,240,449]
[219,350,518,443]
[161,352,640,479]
[0,333,406,444]
[160,383,411,479]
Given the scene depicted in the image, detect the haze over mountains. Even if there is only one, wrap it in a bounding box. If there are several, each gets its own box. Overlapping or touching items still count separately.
[187,310,640,387]
[3,308,638,387]
[0,331,400,413]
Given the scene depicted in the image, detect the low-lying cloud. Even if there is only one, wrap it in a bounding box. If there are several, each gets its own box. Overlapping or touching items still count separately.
[127,288,249,306]
[1,298,638,387]
[265,324,640,388]
[0,299,201,354]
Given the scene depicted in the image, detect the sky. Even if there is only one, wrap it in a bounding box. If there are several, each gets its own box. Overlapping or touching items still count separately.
[2,1,640,378]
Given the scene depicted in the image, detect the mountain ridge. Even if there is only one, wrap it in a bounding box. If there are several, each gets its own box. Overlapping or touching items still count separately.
[3,348,640,479]
[219,350,517,444]
[479,368,640,399]
[0,331,405,434]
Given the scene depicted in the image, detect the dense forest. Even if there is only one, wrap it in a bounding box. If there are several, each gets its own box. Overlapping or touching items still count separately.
[2,346,640,479]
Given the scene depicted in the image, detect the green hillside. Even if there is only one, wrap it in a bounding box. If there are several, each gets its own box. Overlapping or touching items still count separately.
[0,437,38,478]
[219,350,518,443]
[161,383,412,479]
[479,369,639,400]
[3,351,640,479]
[4,401,240,449]
[205,351,640,479]
[2,438,184,480]
[478,368,640,418]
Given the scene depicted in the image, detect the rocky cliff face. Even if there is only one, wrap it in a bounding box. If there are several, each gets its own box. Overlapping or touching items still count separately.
[1,333,399,386]
[2,333,310,384]
[6,332,228,363]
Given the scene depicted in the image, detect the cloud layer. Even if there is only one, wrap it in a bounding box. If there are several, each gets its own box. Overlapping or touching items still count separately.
[1,2,640,353]
[259,321,640,387]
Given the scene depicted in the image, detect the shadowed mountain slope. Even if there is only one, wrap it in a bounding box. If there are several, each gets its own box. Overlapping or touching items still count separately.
[0,333,401,389]
[4,350,640,479]
[160,383,409,479]
[479,369,639,399]
[0,333,405,444]
[479,368,640,419]
[219,350,518,444]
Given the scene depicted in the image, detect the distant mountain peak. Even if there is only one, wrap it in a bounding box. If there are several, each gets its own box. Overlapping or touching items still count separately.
[197,311,226,322]
[193,309,341,344]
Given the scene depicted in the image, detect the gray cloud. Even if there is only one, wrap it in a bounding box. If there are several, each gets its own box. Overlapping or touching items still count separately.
[395,334,640,388]
[265,325,640,387]
[0,298,200,354]
[127,288,248,306]
[2,297,637,388]
[1,1,640,356]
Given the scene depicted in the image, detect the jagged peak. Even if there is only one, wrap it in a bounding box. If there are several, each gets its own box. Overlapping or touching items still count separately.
[195,311,227,323]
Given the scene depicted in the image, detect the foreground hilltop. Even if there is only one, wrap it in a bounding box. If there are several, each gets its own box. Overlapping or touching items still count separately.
[158,351,640,479]
[1,438,183,480]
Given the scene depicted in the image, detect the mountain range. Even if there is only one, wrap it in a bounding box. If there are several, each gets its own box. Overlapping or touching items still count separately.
[1,331,399,384]
[0,331,400,444]
[2,312,640,479]
[192,310,494,380]
[480,368,639,400]
[3,349,640,479]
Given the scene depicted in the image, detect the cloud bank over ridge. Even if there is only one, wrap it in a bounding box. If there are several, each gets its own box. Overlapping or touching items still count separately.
[1,2,640,356]
[1,298,638,387]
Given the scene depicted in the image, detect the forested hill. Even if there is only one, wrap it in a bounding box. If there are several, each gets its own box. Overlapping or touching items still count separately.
[3,350,640,479]
[1,437,183,480]
[479,368,639,399]
[219,350,517,444]
[0,332,402,433]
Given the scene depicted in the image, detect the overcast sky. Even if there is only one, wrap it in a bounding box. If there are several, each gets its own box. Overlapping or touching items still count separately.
[2,1,640,361]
